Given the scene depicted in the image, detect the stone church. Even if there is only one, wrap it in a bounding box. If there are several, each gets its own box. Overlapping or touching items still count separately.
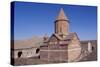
[11,8,96,65]
[40,8,81,62]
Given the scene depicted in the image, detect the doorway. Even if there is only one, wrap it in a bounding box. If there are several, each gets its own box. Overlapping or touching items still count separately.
[18,51,22,58]
[36,48,40,54]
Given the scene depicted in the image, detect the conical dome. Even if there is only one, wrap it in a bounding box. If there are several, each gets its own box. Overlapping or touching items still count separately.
[56,8,68,20]
[55,8,69,35]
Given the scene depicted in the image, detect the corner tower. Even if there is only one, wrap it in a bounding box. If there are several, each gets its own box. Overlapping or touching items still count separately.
[55,8,69,36]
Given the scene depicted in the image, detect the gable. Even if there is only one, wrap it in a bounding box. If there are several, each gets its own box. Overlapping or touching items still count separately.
[48,34,58,42]
[71,34,80,45]
[73,33,80,41]
[68,33,80,46]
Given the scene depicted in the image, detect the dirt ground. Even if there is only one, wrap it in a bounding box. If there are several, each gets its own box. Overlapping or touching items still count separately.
[14,57,67,66]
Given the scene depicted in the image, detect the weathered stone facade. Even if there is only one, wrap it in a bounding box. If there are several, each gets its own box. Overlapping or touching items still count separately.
[40,8,81,62]
[40,33,81,62]
[11,47,40,59]
[11,36,43,60]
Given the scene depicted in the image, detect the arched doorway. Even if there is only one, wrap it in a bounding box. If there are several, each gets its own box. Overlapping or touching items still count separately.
[18,51,22,58]
[36,48,40,54]
[92,46,94,51]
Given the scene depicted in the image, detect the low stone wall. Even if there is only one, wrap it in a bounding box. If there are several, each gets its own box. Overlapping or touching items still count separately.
[12,47,40,59]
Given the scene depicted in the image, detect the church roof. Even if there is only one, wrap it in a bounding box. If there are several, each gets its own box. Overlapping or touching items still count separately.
[56,8,68,20]
[48,32,79,41]
[65,33,76,40]
[53,34,62,40]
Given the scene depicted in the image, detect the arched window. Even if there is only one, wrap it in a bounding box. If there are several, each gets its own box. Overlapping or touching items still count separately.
[18,51,22,58]
[36,48,40,54]
[92,46,94,51]
[60,27,62,33]
[38,55,40,59]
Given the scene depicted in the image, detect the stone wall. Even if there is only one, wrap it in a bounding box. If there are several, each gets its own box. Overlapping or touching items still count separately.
[40,44,68,62]
[12,47,40,59]
[40,34,81,62]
